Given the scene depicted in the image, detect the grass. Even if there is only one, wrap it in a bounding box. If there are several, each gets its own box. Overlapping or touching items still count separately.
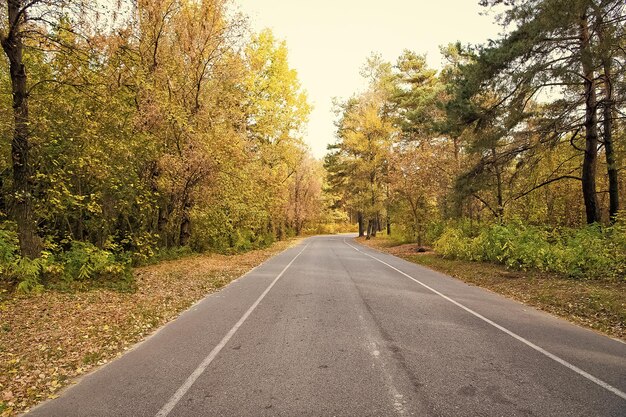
[0,239,299,417]
[358,235,626,341]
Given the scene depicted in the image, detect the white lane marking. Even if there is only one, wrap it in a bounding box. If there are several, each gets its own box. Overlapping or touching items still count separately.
[343,239,626,401]
[361,327,408,416]
[155,243,310,417]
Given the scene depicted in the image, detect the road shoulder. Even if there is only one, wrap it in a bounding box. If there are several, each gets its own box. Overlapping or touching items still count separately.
[357,236,625,342]
[0,239,300,417]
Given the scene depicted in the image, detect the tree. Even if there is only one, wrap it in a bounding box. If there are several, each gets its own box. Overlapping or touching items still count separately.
[591,1,625,220]
[0,0,102,256]
[0,1,319,268]
[327,89,394,238]
[467,0,626,223]
[2,0,41,257]
[286,154,324,235]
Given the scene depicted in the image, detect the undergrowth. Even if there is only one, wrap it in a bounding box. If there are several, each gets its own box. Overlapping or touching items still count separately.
[0,228,132,294]
[433,221,626,280]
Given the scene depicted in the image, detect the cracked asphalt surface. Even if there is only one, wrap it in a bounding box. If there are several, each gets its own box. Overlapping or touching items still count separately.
[26,235,626,416]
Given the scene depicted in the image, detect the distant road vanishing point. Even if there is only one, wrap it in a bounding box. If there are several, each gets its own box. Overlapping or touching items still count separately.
[26,235,626,416]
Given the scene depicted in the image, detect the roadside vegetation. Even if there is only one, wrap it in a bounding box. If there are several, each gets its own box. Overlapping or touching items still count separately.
[434,221,626,281]
[0,239,298,417]
[0,2,335,416]
[1,0,624,414]
[0,1,345,295]
[360,234,625,341]
[324,0,625,339]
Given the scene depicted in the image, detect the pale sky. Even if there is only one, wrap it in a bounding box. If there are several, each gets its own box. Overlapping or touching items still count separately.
[237,0,503,158]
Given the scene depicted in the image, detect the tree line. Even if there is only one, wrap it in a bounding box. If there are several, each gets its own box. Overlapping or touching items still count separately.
[1,0,325,288]
[326,0,625,243]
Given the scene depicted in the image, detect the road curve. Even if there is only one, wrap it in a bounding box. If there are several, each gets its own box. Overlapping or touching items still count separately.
[26,235,626,416]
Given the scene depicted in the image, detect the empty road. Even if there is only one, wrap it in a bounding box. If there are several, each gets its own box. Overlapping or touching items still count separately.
[26,236,626,416]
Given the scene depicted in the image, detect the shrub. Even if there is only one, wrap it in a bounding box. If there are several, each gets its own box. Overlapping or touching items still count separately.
[0,228,20,279]
[606,217,626,276]
[424,220,447,246]
[433,221,625,281]
[57,241,131,283]
[0,227,47,293]
[434,227,472,259]
[14,257,45,294]
[557,225,617,279]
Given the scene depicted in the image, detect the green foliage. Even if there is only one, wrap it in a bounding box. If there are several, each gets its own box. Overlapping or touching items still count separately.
[14,258,45,294]
[0,223,133,293]
[1,0,321,292]
[434,227,473,260]
[434,222,626,280]
[0,227,44,293]
[424,220,447,245]
[56,242,131,284]
[189,201,273,254]
[0,228,20,273]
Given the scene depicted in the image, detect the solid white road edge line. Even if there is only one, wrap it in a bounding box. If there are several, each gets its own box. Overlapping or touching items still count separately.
[155,242,310,417]
[343,239,626,401]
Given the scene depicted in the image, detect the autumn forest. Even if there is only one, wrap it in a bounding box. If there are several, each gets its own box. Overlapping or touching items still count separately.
[1,0,626,290]
[1,1,625,415]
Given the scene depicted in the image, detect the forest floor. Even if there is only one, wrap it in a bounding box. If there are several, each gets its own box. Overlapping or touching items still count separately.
[0,239,299,417]
[358,236,626,342]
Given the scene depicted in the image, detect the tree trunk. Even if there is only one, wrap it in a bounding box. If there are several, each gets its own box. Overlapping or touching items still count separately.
[595,12,619,221]
[602,61,619,221]
[492,147,504,221]
[295,219,302,236]
[276,222,284,240]
[579,12,601,224]
[1,0,41,258]
[357,211,365,237]
[417,225,423,247]
[156,201,171,246]
[179,200,192,246]
[386,214,391,235]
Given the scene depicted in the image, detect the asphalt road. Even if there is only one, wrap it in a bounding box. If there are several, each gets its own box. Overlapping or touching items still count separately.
[26,235,626,416]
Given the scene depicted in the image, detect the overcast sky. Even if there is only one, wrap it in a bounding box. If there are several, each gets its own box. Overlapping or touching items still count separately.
[237,0,503,158]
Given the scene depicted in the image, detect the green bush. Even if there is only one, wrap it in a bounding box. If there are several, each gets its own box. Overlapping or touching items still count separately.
[556,225,616,279]
[14,257,46,294]
[607,218,626,276]
[434,227,472,259]
[0,225,133,293]
[433,221,626,281]
[0,228,20,277]
[424,220,447,246]
[0,227,46,293]
[56,241,131,283]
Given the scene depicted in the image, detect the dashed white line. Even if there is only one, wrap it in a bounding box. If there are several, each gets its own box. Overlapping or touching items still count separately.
[344,239,626,401]
[155,243,310,417]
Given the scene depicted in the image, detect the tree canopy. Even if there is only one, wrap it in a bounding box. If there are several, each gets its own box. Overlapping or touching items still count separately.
[325,0,625,246]
[1,0,327,291]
